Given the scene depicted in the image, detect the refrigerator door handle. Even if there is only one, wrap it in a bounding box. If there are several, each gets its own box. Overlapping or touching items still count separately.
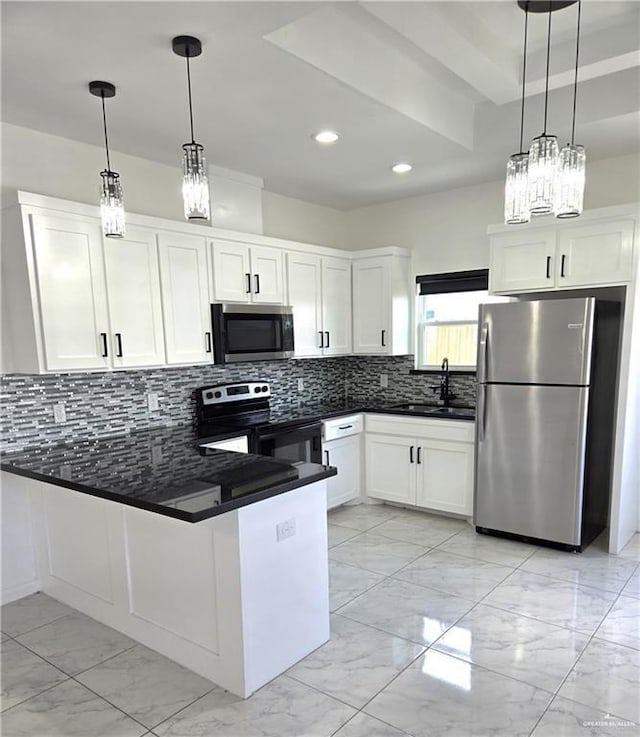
[477,385,486,442]
[478,324,489,384]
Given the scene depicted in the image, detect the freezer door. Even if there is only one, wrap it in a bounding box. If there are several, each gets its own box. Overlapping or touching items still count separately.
[477,298,594,385]
[474,384,589,546]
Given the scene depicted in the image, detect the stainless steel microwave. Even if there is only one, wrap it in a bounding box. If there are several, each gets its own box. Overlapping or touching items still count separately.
[211,304,295,364]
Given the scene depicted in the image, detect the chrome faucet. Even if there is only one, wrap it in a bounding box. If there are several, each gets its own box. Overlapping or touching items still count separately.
[433,357,456,406]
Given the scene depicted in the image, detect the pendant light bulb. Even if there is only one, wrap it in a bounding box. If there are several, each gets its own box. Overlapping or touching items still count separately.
[173,36,210,221]
[505,4,530,225]
[89,81,125,238]
[556,0,585,218]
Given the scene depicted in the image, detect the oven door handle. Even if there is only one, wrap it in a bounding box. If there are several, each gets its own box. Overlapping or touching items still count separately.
[257,422,322,442]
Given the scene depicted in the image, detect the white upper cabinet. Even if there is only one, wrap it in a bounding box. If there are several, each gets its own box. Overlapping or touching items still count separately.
[489,216,636,294]
[555,219,635,289]
[285,252,351,357]
[30,212,111,372]
[210,241,251,303]
[211,240,284,305]
[250,245,285,304]
[157,232,212,365]
[352,252,411,355]
[322,257,352,355]
[286,252,323,357]
[489,230,557,293]
[102,227,165,368]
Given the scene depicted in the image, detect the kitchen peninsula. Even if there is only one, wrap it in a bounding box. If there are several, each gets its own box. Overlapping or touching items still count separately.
[1,427,336,698]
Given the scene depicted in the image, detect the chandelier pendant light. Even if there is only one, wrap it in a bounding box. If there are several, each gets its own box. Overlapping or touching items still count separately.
[89,81,125,238]
[528,6,559,215]
[505,4,531,224]
[172,35,210,221]
[555,0,585,218]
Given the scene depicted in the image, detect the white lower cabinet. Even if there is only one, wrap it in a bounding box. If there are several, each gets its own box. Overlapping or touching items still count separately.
[365,433,416,505]
[364,415,474,516]
[322,414,363,509]
[323,435,361,509]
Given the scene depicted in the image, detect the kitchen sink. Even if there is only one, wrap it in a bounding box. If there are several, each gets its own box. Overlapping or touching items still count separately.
[389,403,475,418]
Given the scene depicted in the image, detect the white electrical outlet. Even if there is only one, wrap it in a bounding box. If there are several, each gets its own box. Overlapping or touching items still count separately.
[297,378,304,392]
[147,393,160,412]
[53,403,66,423]
[380,374,389,388]
[276,517,296,542]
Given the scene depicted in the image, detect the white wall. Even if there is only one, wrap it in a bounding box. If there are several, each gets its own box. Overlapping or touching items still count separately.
[343,153,640,275]
[261,189,347,248]
[0,122,345,243]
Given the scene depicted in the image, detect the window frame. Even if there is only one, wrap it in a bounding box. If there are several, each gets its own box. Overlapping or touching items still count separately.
[414,269,490,372]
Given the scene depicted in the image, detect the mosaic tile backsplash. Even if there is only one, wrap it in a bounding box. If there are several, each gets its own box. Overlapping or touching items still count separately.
[1,356,476,452]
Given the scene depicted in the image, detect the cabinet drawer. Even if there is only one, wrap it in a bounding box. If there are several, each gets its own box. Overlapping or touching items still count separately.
[365,414,474,443]
[323,414,363,441]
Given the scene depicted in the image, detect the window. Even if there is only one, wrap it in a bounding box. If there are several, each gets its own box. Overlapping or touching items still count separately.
[415,270,509,370]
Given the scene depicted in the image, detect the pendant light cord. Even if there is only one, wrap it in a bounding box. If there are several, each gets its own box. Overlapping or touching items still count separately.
[542,8,552,135]
[571,0,582,145]
[519,5,529,153]
[100,91,112,173]
[186,54,195,144]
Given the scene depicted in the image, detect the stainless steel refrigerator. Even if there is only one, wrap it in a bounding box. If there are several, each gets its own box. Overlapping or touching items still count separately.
[474,297,620,551]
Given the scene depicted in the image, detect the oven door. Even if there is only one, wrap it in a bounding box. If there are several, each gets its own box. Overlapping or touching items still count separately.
[257,422,323,464]
[212,303,294,364]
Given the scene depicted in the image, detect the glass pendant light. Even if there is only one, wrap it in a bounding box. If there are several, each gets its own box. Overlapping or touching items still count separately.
[505,5,530,224]
[89,81,125,238]
[172,35,210,221]
[555,0,585,218]
[528,7,559,215]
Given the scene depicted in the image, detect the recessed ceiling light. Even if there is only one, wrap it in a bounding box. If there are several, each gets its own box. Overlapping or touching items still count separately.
[391,163,412,174]
[313,130,339,144]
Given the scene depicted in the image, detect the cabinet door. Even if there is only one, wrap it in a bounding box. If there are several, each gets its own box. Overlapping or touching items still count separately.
[158,232,212,365]
[31,213,110,371]
[322,257,352,355]
[324,434,361,510]
[365,434,416,505]
[103,227,165,368]
[211,240,251,303]
[286,252,323,357]
[556,219,635,288]
[489,230,556,293]
[250,245,284,304]
[352,258,389,354]
[416,440,474,516]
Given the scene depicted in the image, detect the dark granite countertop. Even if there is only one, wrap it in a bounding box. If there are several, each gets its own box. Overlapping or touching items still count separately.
[1,426,336,523]
[265,401,475,428]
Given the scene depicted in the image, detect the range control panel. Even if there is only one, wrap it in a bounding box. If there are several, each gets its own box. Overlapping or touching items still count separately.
[199,382,271,406]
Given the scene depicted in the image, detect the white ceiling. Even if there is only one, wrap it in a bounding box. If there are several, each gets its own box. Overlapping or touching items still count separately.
[2,1,639,209]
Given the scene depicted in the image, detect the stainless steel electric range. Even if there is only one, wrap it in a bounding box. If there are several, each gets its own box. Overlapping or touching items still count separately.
[195,382,323,464]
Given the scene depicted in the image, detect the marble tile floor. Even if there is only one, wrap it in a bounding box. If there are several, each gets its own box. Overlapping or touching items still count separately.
[1,504,638,737]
